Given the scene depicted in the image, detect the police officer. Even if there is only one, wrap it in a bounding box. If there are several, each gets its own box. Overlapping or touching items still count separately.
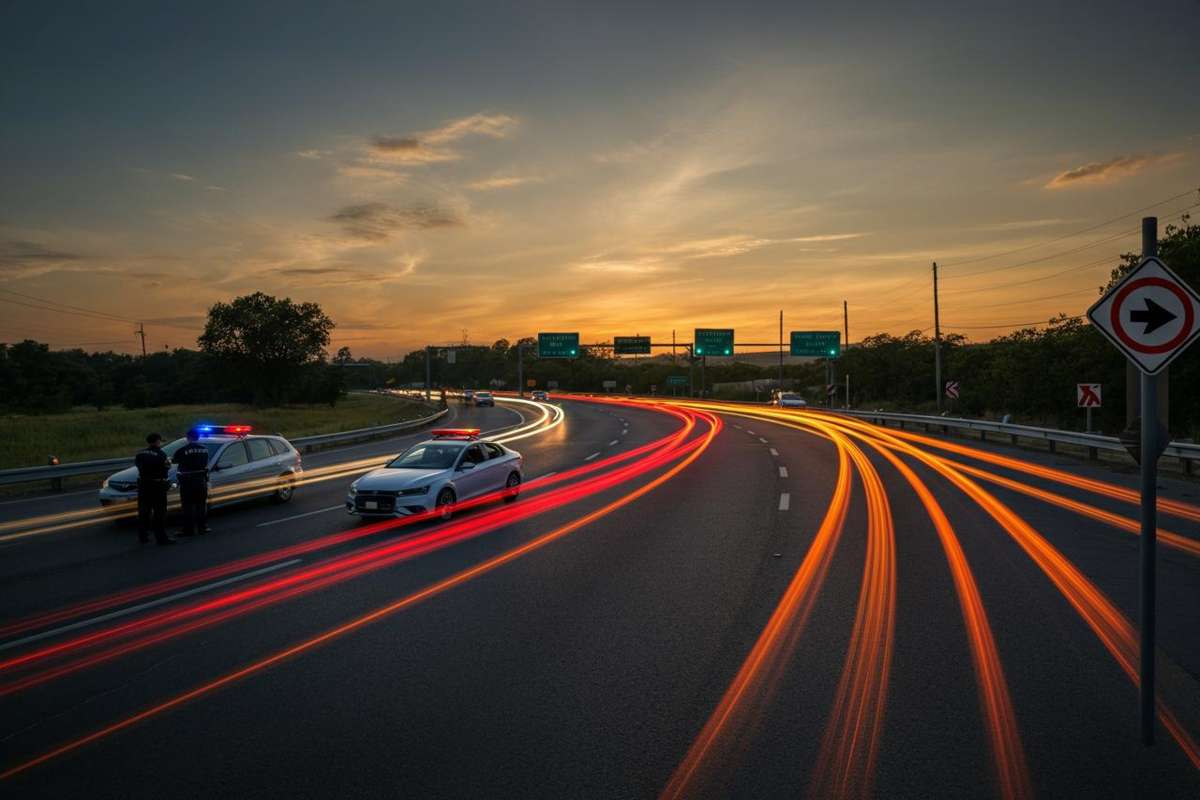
[175,428,211,537]
[135,433,175,546]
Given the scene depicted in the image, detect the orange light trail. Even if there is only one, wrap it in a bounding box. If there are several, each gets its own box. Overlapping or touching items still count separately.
[0,403,721,781]
[864,440,1031,800]
[809,425,896,800]
[823,412,1200,771]
[661,432,852,799]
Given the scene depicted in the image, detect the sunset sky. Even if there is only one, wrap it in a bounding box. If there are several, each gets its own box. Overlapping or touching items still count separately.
[2,1,1198,358]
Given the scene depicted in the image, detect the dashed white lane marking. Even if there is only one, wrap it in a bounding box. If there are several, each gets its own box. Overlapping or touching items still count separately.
[585,452,600,462]
[778,493,791,511]
[608,440,619,447]
[533,472,557,481]
[747,430,756,435]
[257,505,343,528]
[769,448,779,457]
[758,437,769,444]
[734,425,744,430]
[0,558,304,652]
[0,488,97,507]
[779,466,789,478]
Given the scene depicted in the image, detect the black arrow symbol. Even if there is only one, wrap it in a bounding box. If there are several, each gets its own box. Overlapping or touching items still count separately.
[1129,297,1176,335]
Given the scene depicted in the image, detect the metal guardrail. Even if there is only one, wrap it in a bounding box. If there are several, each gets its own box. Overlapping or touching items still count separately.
[832,409,1198,473]
[0,406,448,488]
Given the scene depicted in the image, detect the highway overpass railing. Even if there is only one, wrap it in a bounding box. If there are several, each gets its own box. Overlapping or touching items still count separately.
[832,408,1198,475]
[0,407,449,489]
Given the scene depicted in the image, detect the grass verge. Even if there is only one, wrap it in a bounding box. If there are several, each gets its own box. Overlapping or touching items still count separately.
[0,394,433,470]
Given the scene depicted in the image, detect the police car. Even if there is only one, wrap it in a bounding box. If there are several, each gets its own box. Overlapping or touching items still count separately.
[98,425,303,509]
[531,390,549,401]
[473,391,495,407]
[346,428,522,520]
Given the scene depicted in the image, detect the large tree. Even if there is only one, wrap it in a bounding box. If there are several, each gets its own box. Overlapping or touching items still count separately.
[199,292,334,405]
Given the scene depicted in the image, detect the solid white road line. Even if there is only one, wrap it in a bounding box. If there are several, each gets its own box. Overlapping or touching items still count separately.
[256,505,344,528]
[779,466,789,478]
[778,493,791,511]
[769,448,779,457]
[0,558,304,652]
[585,452,600,462]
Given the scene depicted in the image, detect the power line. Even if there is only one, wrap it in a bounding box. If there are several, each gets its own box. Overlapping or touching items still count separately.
[939,187,1198,268]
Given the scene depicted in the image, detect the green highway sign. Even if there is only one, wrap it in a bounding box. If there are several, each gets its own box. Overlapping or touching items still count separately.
[694,328,734,356]
[538,332,579,358]
[614,335,651,355]
[790,331,841,358]
[666,375,688,386]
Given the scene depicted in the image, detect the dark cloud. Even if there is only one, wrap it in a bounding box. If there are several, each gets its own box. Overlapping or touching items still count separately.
[328,202,463,241]
[0,238,82,270]
[371,136,421,152]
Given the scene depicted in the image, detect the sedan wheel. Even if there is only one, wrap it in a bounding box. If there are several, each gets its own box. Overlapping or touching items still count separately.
[436,488,456,520]
[271,478,295,504]
[503,471,520,502]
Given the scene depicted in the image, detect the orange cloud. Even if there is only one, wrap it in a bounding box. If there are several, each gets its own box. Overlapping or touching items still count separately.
[1044,153,1182,189]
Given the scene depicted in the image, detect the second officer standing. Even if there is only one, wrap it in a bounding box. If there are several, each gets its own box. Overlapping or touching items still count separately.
[175,428,211,537]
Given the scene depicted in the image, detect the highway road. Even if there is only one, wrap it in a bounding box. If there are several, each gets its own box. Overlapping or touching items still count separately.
[0,396,1197,798]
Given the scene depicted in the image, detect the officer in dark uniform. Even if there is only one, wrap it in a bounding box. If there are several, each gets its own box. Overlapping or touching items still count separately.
[175,428,211,537]
[135,433,175,546]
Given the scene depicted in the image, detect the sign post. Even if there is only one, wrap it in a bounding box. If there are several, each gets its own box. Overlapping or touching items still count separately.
[1087,217,1200,745]
[1077,383,1101,432]
[944,380,960,401]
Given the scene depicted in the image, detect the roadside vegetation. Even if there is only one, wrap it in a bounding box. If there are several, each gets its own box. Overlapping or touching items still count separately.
[0,393,430,470]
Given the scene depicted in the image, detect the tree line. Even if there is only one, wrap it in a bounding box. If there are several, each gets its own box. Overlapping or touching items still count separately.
[2,223,1196,438]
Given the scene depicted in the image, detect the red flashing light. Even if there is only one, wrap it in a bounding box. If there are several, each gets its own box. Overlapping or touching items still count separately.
[225,425,253,435]
[430,428,480,439]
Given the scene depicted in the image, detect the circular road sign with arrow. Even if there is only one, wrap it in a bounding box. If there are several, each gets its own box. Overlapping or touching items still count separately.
[1087,256,1200,375]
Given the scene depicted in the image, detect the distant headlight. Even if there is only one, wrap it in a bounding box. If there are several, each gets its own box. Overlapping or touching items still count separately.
[399,485,430,496]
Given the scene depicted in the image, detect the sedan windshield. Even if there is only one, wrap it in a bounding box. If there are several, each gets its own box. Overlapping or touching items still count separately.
[386,443,463,470]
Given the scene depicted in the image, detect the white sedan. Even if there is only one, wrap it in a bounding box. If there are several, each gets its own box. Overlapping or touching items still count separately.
[346,429,523,519]
[773,392,808,408]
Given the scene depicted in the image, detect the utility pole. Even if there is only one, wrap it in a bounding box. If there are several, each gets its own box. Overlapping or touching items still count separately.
[933,262,942,410]
[136,323,147,357]
[843,300,849,349]
[778,309,784,391]
[1139,216,1158,746]
[424,346,432,402]
[517,342,525,397]
[687,345,694,397]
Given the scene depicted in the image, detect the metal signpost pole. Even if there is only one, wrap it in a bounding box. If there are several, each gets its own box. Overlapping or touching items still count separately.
[424,346,432,402]
[1139,217,1158,745]
[688,345,694,397]
[778,310,784,391]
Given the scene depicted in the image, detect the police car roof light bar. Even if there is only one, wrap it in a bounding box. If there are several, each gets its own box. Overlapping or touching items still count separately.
[430,428,480,439]
[191,424,253,436]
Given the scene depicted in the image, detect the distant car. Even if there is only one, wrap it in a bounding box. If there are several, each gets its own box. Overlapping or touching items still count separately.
[462,389,475,404]
[98,425,302,510]
[474,391,495,407]
[531,390,548,401]
[773,392,808,408]
[346,428,522,519]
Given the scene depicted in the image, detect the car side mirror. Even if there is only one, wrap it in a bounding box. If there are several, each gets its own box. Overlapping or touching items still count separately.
[459,461,476,471]
[212,464,224,472]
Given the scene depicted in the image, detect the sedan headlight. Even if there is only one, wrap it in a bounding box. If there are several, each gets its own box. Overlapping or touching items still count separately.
[102,478,110,489]
[348,483,358,496]
[398,485,431,496]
